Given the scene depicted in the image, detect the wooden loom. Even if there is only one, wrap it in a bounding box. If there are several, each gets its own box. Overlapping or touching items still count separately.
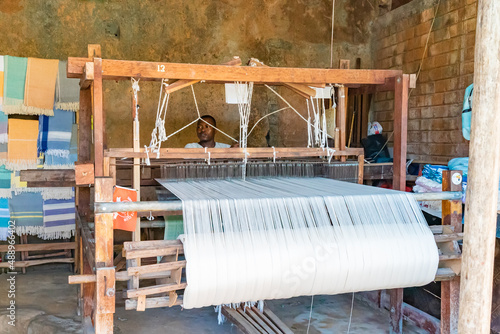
[65,45,462,334]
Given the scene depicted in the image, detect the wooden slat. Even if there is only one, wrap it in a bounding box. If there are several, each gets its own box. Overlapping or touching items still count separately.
[237,308,266,334]
[251,307,283,334]
[221,307,261,334]
[116,270,173,281]
[136,295,146,312]
[127,282,187,298]
[127,260,186,276]
[67,57,402,84]
[246,307,275,334]
[0,258,74,268]
[0,242,75,252]
[435,268,458,281]
[124,239,183,251]
[263,307,294,334]
[125,295,183,310]
[434,233,464,243]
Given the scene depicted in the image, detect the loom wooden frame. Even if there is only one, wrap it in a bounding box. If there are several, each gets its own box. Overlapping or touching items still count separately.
[68,44,459,334]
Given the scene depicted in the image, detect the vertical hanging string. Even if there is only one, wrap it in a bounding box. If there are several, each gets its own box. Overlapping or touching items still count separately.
[307,100,312,147]
[235,81,254,180]
[330,0,336,68]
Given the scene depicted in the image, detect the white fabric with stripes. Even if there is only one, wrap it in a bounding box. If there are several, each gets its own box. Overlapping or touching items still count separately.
[158,177,439,310]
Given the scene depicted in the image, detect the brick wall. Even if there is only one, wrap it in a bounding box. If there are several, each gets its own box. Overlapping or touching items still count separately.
[371,0,476,162]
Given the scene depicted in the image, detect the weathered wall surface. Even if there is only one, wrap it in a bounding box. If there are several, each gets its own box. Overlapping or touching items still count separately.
[0,0,376,149]
[371,0,475,161]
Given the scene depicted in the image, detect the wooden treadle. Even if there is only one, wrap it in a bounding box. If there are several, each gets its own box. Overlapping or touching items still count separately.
[221,305,293,334]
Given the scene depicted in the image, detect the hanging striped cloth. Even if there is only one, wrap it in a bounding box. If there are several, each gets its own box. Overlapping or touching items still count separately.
[0,198,10,241]
[42,198,75,240]
[0,56,7,143]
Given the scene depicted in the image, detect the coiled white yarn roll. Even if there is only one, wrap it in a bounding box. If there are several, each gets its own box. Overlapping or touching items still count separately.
[159,178,439,310]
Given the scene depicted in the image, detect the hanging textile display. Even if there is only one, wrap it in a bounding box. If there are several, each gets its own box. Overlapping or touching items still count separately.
[7,118,39,170]
[0,165,11,199]
[38,108,74,157]
[42,198,75,240]
[3,56,28,115]
[55,60,80,112]
[22,57,59,116]
[158,177,439,310]
[0,56,7,143]
[0,198,10,241]
[9,192,44,236]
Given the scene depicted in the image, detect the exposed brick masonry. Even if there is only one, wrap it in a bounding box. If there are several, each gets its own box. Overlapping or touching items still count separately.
[372,0,476,161]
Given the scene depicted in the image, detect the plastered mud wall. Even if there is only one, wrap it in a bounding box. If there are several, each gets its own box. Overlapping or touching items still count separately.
[0,0,375,148]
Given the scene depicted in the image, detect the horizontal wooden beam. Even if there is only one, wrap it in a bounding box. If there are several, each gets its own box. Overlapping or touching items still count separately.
[0,242,75,252]
[125,296,183,310]
[20,169,76,188]
[128,260,186,276]
[248,58,316,98]
[67,57,402,84]
[127,282,187,298]
[0,258,74,268]
[105,147,364,160]
[69,274,96,284]
[165,56,242,94]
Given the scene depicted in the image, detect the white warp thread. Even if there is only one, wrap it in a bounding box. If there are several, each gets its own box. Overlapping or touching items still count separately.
[158,177,439,310]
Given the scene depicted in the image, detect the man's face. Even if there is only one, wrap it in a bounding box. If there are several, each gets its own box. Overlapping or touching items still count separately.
[197,118,216,143]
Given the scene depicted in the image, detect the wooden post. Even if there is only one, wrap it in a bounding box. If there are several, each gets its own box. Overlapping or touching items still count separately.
[78,87,92,218]
[94,178,115,334]
[393,74,409,191]
[441,170,462,334]
[93,58,104,177]
[459,2,500,333]
[337,87,347,162]
[129,82,141,291]
[389,73,409,334]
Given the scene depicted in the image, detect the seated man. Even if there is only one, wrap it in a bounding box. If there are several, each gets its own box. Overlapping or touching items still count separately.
[185,115,237,148]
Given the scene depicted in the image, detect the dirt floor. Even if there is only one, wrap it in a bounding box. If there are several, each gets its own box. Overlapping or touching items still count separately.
[0,266,428,333]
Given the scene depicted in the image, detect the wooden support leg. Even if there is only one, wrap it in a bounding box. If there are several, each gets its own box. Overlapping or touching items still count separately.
[389,74,410,334]
[441,170,463,333]
[389,288,403,334]
[20,235,27,274]
[94,178,115,334]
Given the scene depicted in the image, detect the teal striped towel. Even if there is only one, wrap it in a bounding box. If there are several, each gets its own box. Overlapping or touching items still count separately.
[3,56,27,115]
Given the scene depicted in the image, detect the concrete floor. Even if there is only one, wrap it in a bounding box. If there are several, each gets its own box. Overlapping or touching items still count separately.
[0,267,428,333]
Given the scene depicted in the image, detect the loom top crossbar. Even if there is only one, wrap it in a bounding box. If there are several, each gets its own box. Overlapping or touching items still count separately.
[67,57,403,85]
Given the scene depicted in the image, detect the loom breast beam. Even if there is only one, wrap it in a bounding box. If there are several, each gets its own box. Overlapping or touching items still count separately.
[104,147,364,160]
[164,57,242,94]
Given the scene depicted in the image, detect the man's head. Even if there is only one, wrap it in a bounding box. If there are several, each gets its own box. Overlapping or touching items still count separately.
[197,115,217,145]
